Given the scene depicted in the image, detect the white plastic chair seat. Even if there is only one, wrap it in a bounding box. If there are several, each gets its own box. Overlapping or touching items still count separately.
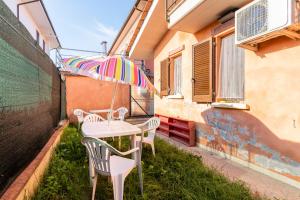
[136,136,152,144]
[136,135,156,156]
[110,155,136,177]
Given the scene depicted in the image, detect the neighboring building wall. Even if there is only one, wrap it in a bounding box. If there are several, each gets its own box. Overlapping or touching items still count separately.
[0,0,61,194]
[2,0,51,55]
[65,75,130,122]
[154,24,300,184]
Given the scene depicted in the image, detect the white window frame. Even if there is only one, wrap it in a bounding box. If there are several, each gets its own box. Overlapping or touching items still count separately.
[173,55,182,96]
[218,32,245,102]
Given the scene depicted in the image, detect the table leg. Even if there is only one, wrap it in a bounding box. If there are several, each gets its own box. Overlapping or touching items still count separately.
[131,134,137,161]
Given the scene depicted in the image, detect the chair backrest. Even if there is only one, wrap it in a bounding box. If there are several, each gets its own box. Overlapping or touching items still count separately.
[115,107,128,121]
[74,109,90,123]
[81,137,114,176]
[142,117,160,138]
[83,114,104,123]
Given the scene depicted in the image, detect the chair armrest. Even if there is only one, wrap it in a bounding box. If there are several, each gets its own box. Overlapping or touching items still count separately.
[111,115,120,120]
[136,122,148,130]
[136,123,144,128]
[113,147,140,157]
[136,124,153,133]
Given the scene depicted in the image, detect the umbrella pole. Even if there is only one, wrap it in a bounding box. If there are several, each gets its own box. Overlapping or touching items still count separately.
[109,81,118,122]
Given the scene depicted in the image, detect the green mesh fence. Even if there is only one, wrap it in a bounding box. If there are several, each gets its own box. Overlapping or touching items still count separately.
[0,37,52,110]
[0,0,61,195]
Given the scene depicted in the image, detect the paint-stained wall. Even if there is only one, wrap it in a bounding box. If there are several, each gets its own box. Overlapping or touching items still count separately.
[154,24,300,183]
[65,75,130,122]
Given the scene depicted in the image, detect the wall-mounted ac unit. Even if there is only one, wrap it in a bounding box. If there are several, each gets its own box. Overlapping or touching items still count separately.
[235,0,300,47]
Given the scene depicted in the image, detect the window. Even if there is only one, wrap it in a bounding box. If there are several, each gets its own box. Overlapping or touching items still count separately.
[36,31,40,45]
[218,33,245,101]
[170,55,182,95]
[42,40,45,52]
[160,54,182,97]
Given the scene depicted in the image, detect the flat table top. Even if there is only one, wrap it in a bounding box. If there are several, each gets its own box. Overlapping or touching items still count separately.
[90,109,112,113]
[82,120,141,138]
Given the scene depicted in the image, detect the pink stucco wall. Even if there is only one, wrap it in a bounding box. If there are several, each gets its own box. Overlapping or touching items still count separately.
[154,24,300,183]
[65,75,130,122]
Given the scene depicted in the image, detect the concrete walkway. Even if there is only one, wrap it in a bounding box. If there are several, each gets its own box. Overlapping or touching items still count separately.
[157,132,300,200]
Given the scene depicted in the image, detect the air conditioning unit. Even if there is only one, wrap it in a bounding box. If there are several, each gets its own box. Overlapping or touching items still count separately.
[235,0,299,45]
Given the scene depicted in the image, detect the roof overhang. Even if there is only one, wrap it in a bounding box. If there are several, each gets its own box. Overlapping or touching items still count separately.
[20,0,61,49]
[129,0,168,59]
[127,0,250,59]
[169,0,251,33]
[108,0,147,55]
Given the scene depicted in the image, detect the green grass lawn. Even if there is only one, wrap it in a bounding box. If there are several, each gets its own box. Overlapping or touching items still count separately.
[32,125,264,200]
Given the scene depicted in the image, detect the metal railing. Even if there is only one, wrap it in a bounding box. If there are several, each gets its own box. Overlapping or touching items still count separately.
[130,96,152,117]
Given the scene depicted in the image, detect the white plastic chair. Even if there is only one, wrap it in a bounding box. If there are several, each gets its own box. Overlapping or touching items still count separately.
[82,113,106,186]
[73,109,91,129]
[136,117,160,156]
[81,136,143,200]
[112,107,128,121]
[83,113,105,123]
[90,109,113,120]
[112,107,128,148]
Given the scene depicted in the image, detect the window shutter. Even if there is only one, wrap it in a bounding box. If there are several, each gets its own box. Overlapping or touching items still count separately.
[160,58,169,96]
[192,38,213,102]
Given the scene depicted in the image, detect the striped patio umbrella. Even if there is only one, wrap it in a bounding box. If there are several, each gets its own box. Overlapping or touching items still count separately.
[61,55,158,119]
[62,56,151,89]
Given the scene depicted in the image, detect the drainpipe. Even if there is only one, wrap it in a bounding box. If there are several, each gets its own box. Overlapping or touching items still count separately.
[101,41,108,56]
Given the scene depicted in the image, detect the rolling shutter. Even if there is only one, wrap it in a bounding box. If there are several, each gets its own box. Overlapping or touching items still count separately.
[160,58,169,96]
[192,38,213,102]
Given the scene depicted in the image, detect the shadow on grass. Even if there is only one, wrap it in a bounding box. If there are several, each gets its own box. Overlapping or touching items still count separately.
[32,125,265,200]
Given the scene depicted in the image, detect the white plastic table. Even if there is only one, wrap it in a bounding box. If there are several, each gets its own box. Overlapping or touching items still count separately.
[81,120,141,159]
[89,109,112,114]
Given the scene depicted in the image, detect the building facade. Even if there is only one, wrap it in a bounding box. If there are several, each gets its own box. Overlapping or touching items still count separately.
[123,0,300,188]
[109,0,155,116]
[2,0,60,55]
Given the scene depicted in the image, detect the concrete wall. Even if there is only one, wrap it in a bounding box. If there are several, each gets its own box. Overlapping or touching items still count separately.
[154,24,300,184]
[65,75,130,122]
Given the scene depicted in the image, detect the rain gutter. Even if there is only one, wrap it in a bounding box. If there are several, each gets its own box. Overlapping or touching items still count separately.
[107,0,142,55]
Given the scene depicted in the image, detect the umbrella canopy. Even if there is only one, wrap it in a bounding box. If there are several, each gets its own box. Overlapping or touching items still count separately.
[61,55,159,120]
[62,56,150,89]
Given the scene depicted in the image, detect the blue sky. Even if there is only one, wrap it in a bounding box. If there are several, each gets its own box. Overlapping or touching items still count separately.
[43,0,135,56]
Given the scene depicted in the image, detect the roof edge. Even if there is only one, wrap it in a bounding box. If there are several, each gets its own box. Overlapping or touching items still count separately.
[40,0,61,48]
[108,0,141,55]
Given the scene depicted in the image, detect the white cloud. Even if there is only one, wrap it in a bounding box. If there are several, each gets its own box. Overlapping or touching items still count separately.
[68,20,118,51]
[95,21,118,38]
